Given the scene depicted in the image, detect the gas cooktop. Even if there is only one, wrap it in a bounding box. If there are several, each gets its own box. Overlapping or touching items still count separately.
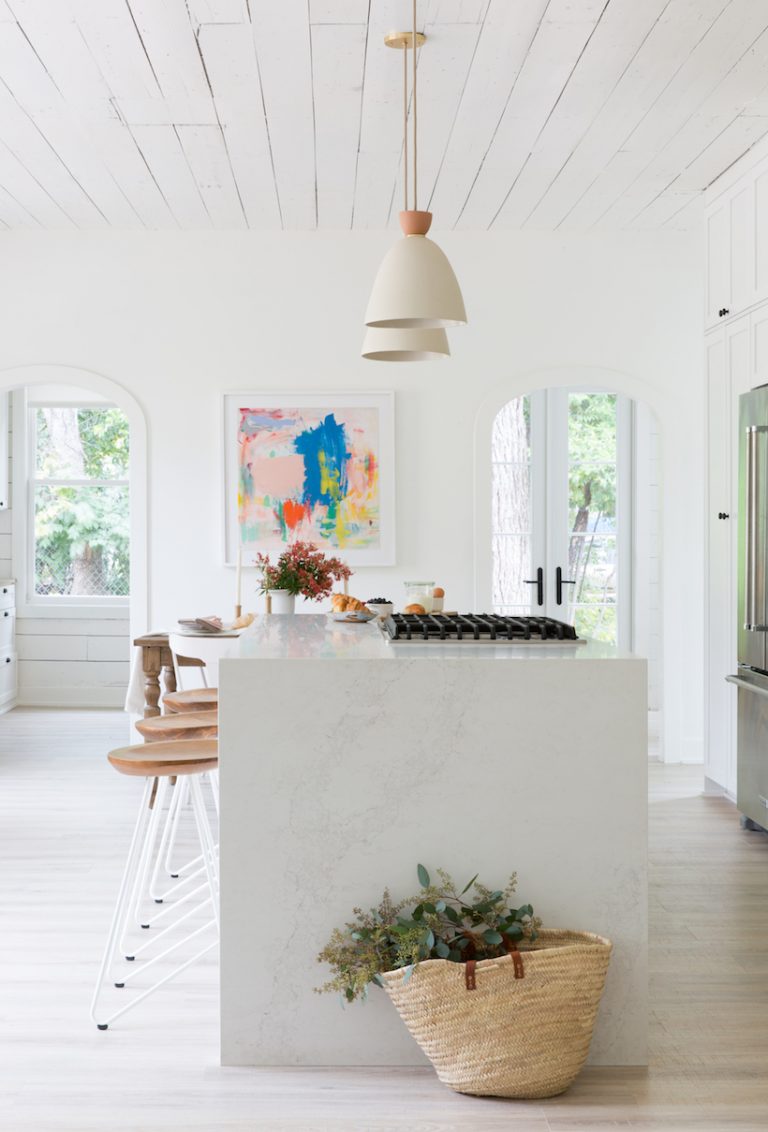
[381,613,582,643]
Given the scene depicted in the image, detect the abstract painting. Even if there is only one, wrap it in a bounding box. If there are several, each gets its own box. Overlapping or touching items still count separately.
[223,392,395,566]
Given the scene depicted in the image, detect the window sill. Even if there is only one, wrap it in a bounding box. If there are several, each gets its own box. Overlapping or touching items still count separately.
[18,601,130,620]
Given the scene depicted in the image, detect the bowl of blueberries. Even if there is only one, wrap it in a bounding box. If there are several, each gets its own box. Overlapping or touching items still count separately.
[366,598,394,619]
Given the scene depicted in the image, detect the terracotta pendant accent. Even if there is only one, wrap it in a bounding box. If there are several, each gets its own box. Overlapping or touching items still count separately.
[399,209,432,236]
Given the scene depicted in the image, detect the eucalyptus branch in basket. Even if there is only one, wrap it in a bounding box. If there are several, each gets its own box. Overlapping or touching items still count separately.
[317,864,541,1003]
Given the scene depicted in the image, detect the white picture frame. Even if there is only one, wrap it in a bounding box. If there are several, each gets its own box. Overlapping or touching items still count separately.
[222,391,395,567]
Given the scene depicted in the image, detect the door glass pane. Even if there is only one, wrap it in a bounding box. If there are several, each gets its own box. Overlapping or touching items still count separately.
[567,394,618,642]
[492,398,532,612]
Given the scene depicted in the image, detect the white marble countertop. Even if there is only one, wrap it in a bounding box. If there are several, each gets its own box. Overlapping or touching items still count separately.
[228,613,640,662]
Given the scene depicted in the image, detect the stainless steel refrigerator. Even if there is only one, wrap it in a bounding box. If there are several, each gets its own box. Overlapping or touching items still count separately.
[727,386,768,829]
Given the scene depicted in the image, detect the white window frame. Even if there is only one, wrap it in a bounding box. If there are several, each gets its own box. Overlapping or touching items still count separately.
[12,390,130,618]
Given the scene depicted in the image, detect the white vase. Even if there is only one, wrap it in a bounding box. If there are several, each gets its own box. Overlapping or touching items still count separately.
[269,589,296,615]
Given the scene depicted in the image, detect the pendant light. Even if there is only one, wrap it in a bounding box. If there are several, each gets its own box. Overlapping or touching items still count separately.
[363,4,467,342]
[361,325,450,361]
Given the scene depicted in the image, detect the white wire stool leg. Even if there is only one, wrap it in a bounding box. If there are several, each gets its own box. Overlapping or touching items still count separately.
[92,770,219,1031]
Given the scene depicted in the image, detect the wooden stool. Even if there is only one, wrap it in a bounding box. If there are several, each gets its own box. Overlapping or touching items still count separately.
[91,740,219,1031]
[134,712,220,900]
[135,709,219,742]
[163,687,219,714]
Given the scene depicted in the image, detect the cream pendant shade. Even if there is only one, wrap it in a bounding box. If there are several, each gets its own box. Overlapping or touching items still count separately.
[361,324,450,362]
[365,234,467,329]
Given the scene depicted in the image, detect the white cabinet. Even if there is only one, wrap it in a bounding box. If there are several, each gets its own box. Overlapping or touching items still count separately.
[706,318,752,795]
[706,200,730,327]
[0,581,16,712]
[0,392,8,510]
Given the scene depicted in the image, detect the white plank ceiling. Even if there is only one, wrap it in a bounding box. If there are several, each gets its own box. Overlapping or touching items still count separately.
[0,0,766,230]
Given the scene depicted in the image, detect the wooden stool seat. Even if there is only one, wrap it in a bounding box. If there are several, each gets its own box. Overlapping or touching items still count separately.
[163,687,219,714]
[135,710,219,742]
[108,739,218,778]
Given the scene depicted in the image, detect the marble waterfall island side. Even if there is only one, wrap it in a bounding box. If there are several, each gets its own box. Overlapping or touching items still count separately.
[218,615,647,1067]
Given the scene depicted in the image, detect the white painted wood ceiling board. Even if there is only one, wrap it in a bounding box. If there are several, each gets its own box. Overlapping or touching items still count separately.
[0,178,39,225]
[559,0,768,229]
[526,0,732,229]
[125,125,213,227]
[311,21,368,228]
[0,82,109,226]
[309,0,369,22]
[427,0,547,225]
[0,136,76,226]
[112,95,219,126]
[403,19,485,223]
[5,12,116,114]
[422,0,487,22]
[491,0,671,230]
[175,123,247,226]
[350,0,408,229]
[250,3,315,228]
[605,23,768,227]
[0,22,142,226]
[128,0,211,102]
[198,22,281,228]
[86,119,178,227]
[627,187,699,230]
[68,0,162,101]
[456,0,611,229]
[187,0,250,24]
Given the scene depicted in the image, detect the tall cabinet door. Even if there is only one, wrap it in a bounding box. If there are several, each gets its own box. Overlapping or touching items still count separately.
[707,318,751,794]
[707,330,731,789]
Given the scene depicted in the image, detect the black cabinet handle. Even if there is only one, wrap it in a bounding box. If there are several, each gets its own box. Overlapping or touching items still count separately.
[718,511,730,519]
[3,611,8,618]
[719,307,731,317]
[524,566,544,607]
[556,566,576,606]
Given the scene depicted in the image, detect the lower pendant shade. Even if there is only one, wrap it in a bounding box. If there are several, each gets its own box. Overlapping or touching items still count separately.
[361,325,450,362]
[365,233,467,329]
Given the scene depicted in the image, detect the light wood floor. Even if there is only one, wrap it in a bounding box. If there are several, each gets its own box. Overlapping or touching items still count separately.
[1,710,767,1131]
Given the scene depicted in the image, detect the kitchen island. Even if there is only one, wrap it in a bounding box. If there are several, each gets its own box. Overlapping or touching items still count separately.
[218,615,647,1068]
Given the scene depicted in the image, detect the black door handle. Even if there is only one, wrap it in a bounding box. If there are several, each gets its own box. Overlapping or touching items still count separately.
[556,566,576,606]
[524,566,544,607]
[718,512,730,519]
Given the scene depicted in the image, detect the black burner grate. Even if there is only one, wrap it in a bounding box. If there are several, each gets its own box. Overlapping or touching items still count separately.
[383,613,580,643]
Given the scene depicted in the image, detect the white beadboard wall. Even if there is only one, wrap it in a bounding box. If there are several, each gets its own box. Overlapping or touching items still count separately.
[5,397,130,709]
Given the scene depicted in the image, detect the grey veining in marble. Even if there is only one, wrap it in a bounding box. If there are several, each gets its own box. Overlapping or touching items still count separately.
[219,616,648,1069]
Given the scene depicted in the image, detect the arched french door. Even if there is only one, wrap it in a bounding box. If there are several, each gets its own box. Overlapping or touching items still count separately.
[492,388,633,648]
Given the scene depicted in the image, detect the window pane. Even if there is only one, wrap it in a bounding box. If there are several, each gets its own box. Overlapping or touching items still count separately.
[492,463,530,534]
[492,397,532,614]
[569,535,617,603]
[492,535,532,607]
[36,408,129,480]
[34,485,129,596]
[573,605,617,644]
[568,394,617,536]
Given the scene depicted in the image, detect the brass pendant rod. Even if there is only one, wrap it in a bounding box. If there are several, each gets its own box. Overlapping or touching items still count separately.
[403,44,408,212]
[412,0,417,211]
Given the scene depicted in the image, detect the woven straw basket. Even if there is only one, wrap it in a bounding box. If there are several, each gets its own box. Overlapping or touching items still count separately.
[380,929,612,1099]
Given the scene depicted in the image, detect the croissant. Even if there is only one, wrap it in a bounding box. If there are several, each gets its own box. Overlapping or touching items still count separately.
[331,593,349,612]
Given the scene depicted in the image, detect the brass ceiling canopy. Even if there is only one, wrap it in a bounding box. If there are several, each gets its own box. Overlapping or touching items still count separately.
[384,30,426,49]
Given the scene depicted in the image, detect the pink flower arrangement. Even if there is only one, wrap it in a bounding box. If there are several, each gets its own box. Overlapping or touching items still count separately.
[256,541,352,602]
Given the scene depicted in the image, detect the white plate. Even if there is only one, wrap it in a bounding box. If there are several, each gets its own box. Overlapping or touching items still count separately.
[329,610,375,623]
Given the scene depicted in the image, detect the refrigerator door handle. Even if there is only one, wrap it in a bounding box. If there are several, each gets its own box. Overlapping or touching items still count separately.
[745,425,768,632]
[726,674,768,698]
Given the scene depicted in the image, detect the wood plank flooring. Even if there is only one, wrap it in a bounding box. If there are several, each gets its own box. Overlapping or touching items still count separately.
[1,710,767,1131]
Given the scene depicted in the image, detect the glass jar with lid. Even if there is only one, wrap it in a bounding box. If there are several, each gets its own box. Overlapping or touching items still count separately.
[403,581,435,613]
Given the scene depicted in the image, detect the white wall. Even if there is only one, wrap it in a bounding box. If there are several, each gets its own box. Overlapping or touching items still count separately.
[0,229,703,757]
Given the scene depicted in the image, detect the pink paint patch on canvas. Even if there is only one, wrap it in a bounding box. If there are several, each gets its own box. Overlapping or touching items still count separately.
[250,454,305,498]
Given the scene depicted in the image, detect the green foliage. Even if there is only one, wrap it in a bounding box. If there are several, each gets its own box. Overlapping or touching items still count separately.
[317,865,541,1003]
[567,393,616,532]
[34,408,130,597]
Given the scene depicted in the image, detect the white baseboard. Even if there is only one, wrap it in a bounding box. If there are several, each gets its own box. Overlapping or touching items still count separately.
[18,687,126,709]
